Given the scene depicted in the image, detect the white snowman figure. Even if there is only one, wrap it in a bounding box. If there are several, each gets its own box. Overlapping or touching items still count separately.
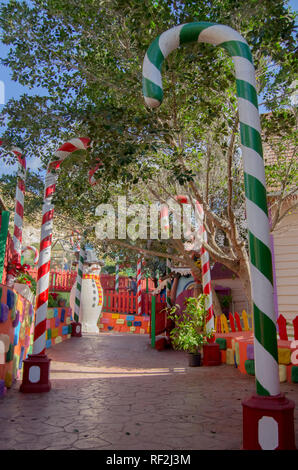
[70,249,104,333]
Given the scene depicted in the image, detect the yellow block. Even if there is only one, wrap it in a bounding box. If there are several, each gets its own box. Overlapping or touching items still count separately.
[226,348,234,365]
[55,336,62,344]
[116,318,124,324]
[130,326,136,332]
[67,334,71,339]
[140,328,145,334]
[66,317,71,325]
[279,364,287,382]
[235,342,240,365]
[112,313,120,319]
[5,371,13,388]
[52,328,59,339]
[278,348,291,365]
[99,324,104,329]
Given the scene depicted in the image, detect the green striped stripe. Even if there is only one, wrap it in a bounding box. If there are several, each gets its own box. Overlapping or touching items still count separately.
[220,40,253,63]
[244,173,268,215]
[249,232,273,284]
[240,122,263,158]
[78,269,82,277]
[256,379,270,396]
[142,77,163,102]
[236,79,258,109]
[77,283,81,292]
[254,303,278,361]
[180,22,215,44]
[75,297,80,306]
[146,36,164,70]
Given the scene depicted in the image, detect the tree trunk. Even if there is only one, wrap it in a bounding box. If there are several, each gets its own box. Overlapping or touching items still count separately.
[211,284,223,317]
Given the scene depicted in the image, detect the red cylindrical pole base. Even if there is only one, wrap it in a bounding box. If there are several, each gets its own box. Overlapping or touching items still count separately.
[19,354,51,393]
[242,393,296,450]
[71,321,82,337]
[203,342,221,366]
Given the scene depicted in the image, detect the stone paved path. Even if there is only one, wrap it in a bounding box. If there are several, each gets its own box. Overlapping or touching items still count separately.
[0,333,297,450]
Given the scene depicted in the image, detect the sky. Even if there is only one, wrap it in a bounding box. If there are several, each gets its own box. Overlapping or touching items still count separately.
[0,0,297,176]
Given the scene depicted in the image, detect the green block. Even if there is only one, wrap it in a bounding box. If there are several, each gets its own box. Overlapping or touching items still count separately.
[6,343,14,363]
[245,359,255,376]
[127,321,132,327]
[46,329,52,340]
[291,366,298,383]
[215,338,227,350]
[68,325,72,334]
[47,309,54,319]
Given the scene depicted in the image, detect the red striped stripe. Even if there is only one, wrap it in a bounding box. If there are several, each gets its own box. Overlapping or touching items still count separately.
[33,318,47,340]
[15,200,24,218]
[42,209,54,225]
[18,179,25,192]
[37,261,51,280]
[40,235,52,251]
[201,262,209,276]
[45,184,56,198]
[35,289,49,309]
[13,225,22,240]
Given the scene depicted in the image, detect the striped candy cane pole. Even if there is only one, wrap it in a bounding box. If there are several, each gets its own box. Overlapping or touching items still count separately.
[175,195,214,332]
[142,23,279,397]
[33,137,90,355]
[115,257,119,293]
[88,159,103,186]
[166,258,171,308]
[21,245,39,265]
[137,255,142,316]
[74,245,85,323]
[0,143,26,284]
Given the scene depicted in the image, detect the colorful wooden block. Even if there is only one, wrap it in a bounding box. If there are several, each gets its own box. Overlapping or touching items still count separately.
[53,308,58,318]
[112,313,119,319]
[127,321,132,326]
[66,316,71,325]
[245,359,255,375]
[126,315,135,321]
[108,326,113,331]
[247,343,254,360]
[215,338,227,350]
[291,366,298,383]
[226,348,234,365]
[99,324,104,329]
[235,342,240,365]
[130,326,136,332]
[116,318,124,324]
[62,325,69,335]
[220,350,226,363]
[46,329,51,340]
[60,308,65,322]
[279,364,287,383]
[47,309,54,319]
[278,348,291,365]
[55,336,62,344]
[134,321,142,327]
[140,328,145,334]
[46,339,52,349]
[52,328,59,338]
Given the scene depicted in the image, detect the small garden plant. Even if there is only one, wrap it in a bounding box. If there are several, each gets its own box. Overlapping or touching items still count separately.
[168,294,215,354]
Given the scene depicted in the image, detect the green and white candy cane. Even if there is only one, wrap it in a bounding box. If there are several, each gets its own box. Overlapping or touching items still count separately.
[142,22,279,397]
[74,245,85,323]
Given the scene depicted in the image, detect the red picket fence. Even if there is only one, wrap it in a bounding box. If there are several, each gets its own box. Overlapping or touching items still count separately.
[26,269,156,294]
[103,291,158,315]
[277,314,298,341]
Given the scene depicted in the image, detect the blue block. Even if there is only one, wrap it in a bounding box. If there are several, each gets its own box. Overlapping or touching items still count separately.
[46,339,52,349]
[62,325,69,335]
[108,326,114,331]
[53,308,58,318]
[134,321,141,327]
[60,308,65,323]
[55,317,60,327]
[14,322,21,345]
[126,315,135,321]
[6,290,15,310]
[18,346,25,369]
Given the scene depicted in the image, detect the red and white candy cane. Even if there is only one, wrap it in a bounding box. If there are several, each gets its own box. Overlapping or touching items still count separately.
[0,142,26,283]
[136,255,142,316]
[33,137,90,355]
[176,195,214,332]
[88,159,103,186]
[21,245,39,265]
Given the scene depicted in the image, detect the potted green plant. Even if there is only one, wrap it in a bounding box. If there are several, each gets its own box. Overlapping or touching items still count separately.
[168,294,215,367]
